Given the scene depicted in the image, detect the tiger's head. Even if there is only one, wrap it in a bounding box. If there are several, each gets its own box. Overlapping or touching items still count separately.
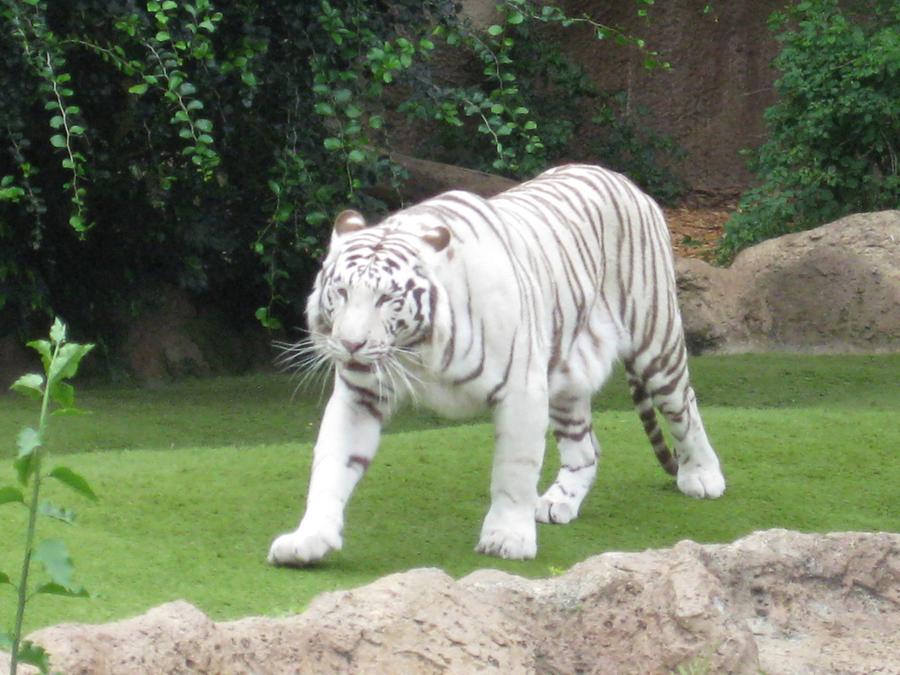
[306,209,450,370]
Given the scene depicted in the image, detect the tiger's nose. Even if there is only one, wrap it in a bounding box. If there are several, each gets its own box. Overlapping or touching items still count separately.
[341,339,366,354]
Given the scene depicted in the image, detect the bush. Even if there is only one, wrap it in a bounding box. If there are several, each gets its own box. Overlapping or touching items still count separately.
[0,0,678,345]
[719,0,899,261]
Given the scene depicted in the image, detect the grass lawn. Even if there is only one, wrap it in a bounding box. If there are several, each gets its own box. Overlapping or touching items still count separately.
[1,353,898,633]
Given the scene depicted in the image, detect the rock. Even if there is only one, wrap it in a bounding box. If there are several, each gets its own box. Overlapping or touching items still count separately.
[121,284,211,384]
[676,210,900,353]
[366,152,518,209]
[3,530,897,674]
[118,285,271,384]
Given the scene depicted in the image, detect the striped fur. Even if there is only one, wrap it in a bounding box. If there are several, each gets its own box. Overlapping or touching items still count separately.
[269,164,725,566]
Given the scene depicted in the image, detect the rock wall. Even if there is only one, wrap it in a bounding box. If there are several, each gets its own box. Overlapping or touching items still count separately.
[429,0,783,191]
[553,0,783,190]
[3,530,898,674]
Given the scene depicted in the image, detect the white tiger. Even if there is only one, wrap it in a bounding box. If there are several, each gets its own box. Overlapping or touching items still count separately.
[268,164,725,565]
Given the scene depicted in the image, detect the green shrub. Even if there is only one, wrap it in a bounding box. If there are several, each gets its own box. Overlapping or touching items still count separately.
[720,0,899,261]
[0,0,678,341]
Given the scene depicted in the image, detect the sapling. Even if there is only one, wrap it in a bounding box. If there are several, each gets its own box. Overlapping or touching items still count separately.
[1,318,95,675]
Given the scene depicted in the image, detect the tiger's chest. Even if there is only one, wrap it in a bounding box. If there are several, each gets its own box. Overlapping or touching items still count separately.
[413,377,488,419]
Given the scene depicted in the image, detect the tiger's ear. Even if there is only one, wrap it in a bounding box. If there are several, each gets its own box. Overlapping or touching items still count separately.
[333,209,367,236]
[423,226,450,253]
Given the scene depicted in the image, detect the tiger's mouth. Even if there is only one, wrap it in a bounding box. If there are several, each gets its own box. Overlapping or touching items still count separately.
[344,358,375,372]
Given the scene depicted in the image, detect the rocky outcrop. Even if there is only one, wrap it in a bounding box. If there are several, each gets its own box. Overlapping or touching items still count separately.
[367,151,519,208]
[677,210,900,353]
[3,529,898,674]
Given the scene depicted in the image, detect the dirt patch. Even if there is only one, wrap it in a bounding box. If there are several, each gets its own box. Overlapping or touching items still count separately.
[665,204,732,261]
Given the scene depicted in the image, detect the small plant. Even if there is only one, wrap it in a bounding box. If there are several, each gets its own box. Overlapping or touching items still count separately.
[1,318,95,675]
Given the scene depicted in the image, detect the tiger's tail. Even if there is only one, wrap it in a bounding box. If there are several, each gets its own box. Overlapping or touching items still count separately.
[625,368,679,476]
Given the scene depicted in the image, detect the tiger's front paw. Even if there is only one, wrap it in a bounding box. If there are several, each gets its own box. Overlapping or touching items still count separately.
[267,520,342,567]
[476,510,537,560]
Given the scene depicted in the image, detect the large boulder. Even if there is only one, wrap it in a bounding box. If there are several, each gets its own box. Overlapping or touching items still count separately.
[120,284,271,384]
[367,152,518,209]
[677,210,900,353]
[4,530,898,674]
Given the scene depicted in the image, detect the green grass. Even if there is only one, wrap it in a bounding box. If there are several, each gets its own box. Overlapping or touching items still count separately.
[1,353,898,633]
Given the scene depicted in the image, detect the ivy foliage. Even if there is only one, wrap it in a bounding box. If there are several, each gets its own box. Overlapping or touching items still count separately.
[0,0,678,340]
[720,0,899,260]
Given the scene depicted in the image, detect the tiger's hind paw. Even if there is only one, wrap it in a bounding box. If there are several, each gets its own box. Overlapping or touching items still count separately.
[535,497,576,524]
[676,462,726,499]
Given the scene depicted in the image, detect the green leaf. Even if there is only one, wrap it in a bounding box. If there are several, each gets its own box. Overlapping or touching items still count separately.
[18,640,51,673]
[48,466,98,501]
[0,486,25,506]
[155,31,171,41]
[15,455,37,486]
[69,213,87,231]
[35,581,89,598]
[51,406,91,418]
[368,115,384,129]
[50,317,66,344]
[314,102,335,116]
[333,88,352,104]
[345,104,362,119]
[10,373,43,400]
[49,115,64,129]
[128,82,149,95]
[195,118,213,132]
[15,427,41,484]
[254,307,282,330]
[0,571,12,586]
[47,343,94,385]
[33,539,77,588]
[49,380,75,409]
[323,137,342,151]
[50,134,67,148]
[487,24,504,36]
[38,501,77,524]
[17,427,41,459]
[347,149,366,164]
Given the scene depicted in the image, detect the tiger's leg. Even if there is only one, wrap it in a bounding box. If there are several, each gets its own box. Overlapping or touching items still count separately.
[268,376,385,566]
[536,395,599,524]
[633,356,725,499]
[476,387,548,559]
